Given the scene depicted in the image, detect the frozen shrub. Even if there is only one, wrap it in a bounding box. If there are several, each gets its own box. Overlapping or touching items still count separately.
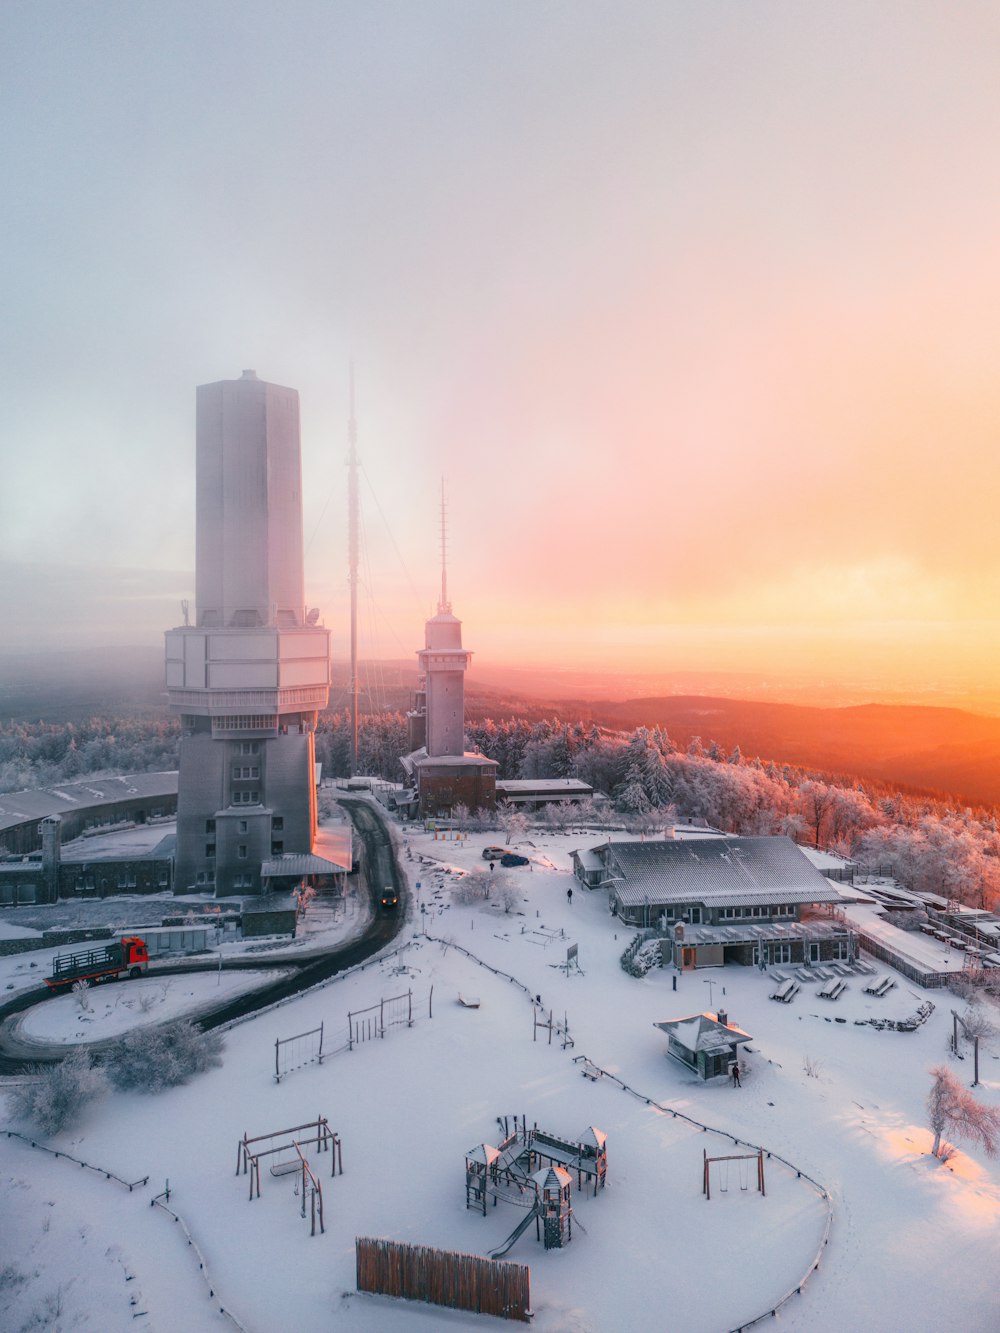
[104,1020,224,1093]
[7,1051,105,1136]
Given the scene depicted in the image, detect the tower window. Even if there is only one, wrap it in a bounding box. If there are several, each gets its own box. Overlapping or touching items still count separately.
[272,817,284,832]
[205,819,216,834]
[238,820,248,834]
[206,843,216,858]
[238,845,248,859]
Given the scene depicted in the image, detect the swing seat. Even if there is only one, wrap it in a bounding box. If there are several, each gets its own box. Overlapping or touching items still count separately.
[271,1160,300,1176]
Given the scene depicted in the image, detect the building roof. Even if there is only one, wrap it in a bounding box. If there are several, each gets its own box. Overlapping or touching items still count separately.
[0,772,179,834]
[605,836,841,910]
[261,852,347,879]
[654,1013,752,1053]
[497,779,593,794]
[414,753,498,769]
[573,849,604,874]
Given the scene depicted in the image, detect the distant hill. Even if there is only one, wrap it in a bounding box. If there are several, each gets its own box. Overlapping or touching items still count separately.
[585,696,1000,808]
[3,649,1000,807]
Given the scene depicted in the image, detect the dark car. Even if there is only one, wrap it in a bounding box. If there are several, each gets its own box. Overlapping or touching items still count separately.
[482,846,505,861]
[380,885,399,911]
[500,853,529,868]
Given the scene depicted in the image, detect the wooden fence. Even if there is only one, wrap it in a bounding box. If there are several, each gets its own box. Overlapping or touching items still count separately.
[355,1237,530,1323]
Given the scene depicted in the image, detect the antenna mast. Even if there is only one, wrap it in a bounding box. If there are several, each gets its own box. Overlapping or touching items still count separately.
[348,366,360,775]
[438,478,450,613]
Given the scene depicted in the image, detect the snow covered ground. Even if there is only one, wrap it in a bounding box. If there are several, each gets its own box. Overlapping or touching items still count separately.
[14,971,290,1048]
[2,818,999,1333]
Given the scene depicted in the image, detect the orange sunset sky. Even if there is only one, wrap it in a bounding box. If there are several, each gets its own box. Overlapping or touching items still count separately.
[2,4,1000,700]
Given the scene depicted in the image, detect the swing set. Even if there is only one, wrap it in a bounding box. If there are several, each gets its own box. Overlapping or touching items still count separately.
[237,1116,343,1207]
[702,1147,765,1201]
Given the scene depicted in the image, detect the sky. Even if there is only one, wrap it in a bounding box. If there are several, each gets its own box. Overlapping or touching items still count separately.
[3,2,1000,697]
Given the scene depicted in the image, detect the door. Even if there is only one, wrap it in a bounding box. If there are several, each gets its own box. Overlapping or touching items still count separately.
[809,942,821,964]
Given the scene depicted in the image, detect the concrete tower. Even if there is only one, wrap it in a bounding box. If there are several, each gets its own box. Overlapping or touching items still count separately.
[165,371,330,895]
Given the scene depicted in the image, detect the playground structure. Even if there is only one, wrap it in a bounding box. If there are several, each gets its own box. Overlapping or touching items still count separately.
[347,988,419,1048]
[236,1116,343,1234]
[702,1147,765,1201]
[465,1117,607,1257]
[274,1023,325,1082]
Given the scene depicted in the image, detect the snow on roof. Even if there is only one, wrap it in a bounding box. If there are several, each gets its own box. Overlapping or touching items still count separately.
[841,904,967,974]
[60,825,176,862]
[261,852,347,878]
[466,1143,501,1166]
[606,836,841,909]
[0,772,178,833]
[414,753,498,769]
[800,847,856,871]
[573,849,603,873]
[312,824,354,872]
[654,1012,752,1053]
[497,779,593,793]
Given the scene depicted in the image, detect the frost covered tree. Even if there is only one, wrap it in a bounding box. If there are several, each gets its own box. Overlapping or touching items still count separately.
[927,1065,1000,1159]
[496,803,529,845]
[7,1052,105,1136]
[104,1021,224,1093]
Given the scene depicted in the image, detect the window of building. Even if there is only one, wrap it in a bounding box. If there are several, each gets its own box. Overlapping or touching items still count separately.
[239,742,260,755]
[232,766,260,780]
[117,871,137,889]
[271,841,283,856]
[206,843,216,858]
[272,817,284,832]
[833,939,849,960]
[234,873,253,889]
[205,819,216,834]
[232,791,260,805]
[238,845,248,859]
[239,820,248,833]
[196,871,207,884]
[158,869,169,887]
[775,943,792,964]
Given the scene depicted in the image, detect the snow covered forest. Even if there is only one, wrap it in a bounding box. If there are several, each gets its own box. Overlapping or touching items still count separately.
[3,710,1000,912]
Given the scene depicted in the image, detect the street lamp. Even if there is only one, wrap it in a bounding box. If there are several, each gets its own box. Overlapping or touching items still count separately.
[703,978,716,1013]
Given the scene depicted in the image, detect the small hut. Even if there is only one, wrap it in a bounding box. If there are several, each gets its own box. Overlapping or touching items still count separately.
[654,1012,752,1080]
[532,1165,573,1249]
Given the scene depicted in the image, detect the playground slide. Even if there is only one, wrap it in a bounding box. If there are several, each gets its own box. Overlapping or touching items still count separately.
[489,1205,539,1260]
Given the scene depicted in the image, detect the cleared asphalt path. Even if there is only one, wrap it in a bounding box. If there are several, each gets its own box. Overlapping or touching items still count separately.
[0,798,407,1074]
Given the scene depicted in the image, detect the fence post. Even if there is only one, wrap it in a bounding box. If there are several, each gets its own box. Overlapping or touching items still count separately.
[380,996,385,1037]
[408,988,413,1026]
[275,1038,280,1082]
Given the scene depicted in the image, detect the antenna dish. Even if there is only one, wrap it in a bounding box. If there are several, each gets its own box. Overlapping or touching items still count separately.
[306,608,320,625]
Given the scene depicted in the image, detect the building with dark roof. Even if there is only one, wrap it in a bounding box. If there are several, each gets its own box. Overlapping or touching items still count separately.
[574,834,850,970]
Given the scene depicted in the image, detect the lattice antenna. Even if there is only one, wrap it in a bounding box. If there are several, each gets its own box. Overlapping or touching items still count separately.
[347,362,360,774]
[438,477,451,613]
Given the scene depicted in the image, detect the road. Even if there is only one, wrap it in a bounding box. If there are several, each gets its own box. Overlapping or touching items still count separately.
[0,797,408,1074]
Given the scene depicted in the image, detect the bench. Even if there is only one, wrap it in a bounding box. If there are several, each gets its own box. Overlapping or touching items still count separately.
[864,975,896,997]
[770,979,799,1003]
[818,978,846,1000]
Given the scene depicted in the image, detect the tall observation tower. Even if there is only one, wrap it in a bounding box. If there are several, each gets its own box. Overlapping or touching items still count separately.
[164,370,330,895]
[404,484,497,816]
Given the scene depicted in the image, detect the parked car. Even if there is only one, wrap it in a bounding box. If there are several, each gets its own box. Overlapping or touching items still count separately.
[482,846,505,861]
[500,853,529,868]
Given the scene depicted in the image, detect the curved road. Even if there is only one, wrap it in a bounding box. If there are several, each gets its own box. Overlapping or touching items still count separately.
[0,797,408,1074]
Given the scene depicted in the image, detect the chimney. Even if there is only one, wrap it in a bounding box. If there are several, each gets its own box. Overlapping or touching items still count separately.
[717,1008,728,1027]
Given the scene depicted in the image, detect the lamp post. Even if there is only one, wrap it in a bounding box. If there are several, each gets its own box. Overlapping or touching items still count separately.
[703,978,716,1013]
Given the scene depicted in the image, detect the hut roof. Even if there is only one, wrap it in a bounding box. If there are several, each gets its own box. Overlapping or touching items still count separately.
[466,1143,500,1167]
[654,1013,752,1054]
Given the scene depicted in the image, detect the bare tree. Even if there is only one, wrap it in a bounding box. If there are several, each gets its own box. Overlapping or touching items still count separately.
[927,1065,1000,1159]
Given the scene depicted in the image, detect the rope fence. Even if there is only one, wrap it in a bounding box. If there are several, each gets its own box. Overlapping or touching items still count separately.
[150,1190,252,1332]
[3,1128,148,1191]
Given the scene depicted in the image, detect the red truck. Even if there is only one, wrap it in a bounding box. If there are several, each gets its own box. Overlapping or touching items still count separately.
[45,936,149,991]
